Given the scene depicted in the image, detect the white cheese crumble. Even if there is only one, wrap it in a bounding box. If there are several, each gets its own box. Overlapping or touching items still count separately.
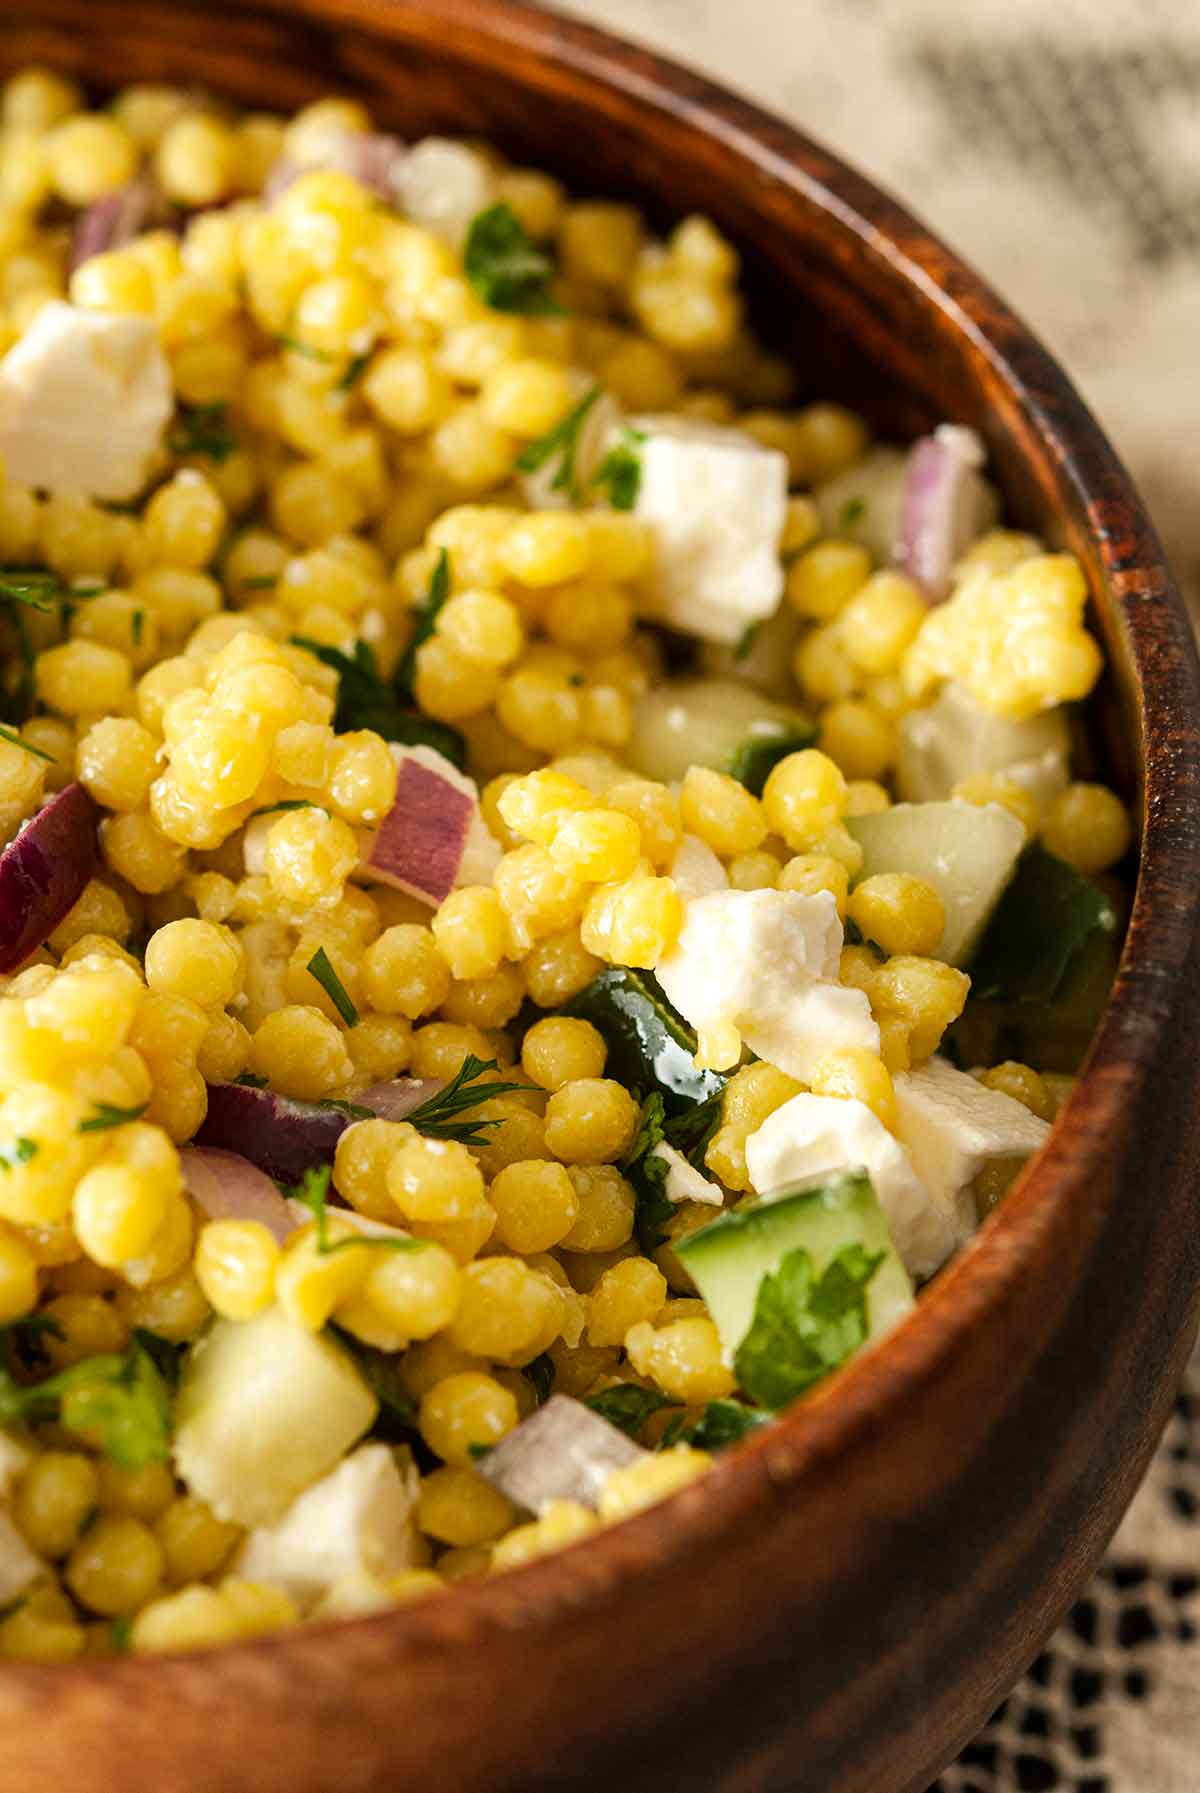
[626,415,788,644]
[654,888,878,1078]
[650,1140,724,1206]
[893,1054,1051,1224]
[0,301,171,500]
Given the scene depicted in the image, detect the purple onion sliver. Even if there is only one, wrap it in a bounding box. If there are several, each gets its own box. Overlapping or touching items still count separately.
[194,1082,356,1184]
[356,1078,444,1122]
[0,782,97,973]
[892,424,988,604]
[180,1146,297,1243]
[68,178,172,272]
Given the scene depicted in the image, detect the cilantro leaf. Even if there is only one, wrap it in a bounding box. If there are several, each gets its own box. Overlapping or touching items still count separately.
[394,549,451,704]
[306,946,359,1028]
[0,1338,173,1469]
[338,350,371,392]
[77,1102,148,1134]
[661,1087,724,1169]
[622,1093,674,1252]
[590,427,644,511]
[585,1383,678,1438]
[515,387,600,502]
[289,1165,425,1258]
[733,623,758,665]
[661,1398,769,1451]
[0,1138,37,1171]
[968,844,1118,1004]
[464,202,560,315]
[404,1055,525,1146]
[734,1243,884,1409]
[170,402,237,463]
[837,496,866,530]
[111,1616,133,1653]
[526,1351,556,1406]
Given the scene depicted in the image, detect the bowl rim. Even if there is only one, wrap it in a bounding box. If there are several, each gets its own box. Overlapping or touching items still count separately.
[4,0,1200,1690]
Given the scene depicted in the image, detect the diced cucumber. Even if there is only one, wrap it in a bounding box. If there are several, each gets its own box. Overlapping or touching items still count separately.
[678,1169,914,1368]
[812,447,909,561]
[896,683,1071,806]
[174,1306,378,1528]
[564,967,724,1112]
[629,678,814,793]
[847,799,1026,966]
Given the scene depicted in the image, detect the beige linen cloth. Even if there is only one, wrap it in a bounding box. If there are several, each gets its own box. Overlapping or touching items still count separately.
[557,2,1200,1786]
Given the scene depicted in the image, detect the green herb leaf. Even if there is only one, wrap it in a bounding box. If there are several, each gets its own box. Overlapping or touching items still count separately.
[111,1615,133,1653]
[515,387,600,502]
[290,630,467,769]
[0,724,53,764]
[842,916,886,960]
[465,202,561,315]
[131,608,145,647]
[394,548,451,704]
[0,604,35,726]
[233,1072,269,1088]
[837,496,866,530]
[661,1086,724,1169]
[968,844,1118,1004]
[289,1165,426,1258]
[338,350,372,392]
[526,1351,556,1406]
[132,1329,182,1391]
[170,401,237,463]
[660,1398,769,1451]
[250,799,327,819]
[728,725,817,798]
[622,1092,675,1252]
[306,945,359,1028]
[466,1441,492,1462]
[78,1102,149,1134]
[585,1383,678,1438]
[275,332,338,362]
[733,1242,884,1409]
[590,426,644,511]
[0,1138,37,1171]
[0,1339,173,1469]
[0,568,59,612]
[405,1055,525,1146]
[733,623,758,665]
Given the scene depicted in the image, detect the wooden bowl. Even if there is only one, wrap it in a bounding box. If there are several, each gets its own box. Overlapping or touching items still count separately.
[2,4,1200,1790]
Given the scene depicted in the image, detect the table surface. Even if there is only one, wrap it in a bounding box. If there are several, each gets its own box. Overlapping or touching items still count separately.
[556,2,1200,1786]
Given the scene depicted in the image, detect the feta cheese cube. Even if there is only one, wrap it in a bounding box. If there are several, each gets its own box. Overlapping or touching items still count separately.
[236,1444,418,1607]
[627,415,788,644]
[744,1092,960,1278]
[894,1054,1051,1224]
[650,1140,723,1206]
[398,138,496,246]
[668,832,729,901]
[0,301,170,500]
[655,889,878,1079]
[0,1510,40,1608]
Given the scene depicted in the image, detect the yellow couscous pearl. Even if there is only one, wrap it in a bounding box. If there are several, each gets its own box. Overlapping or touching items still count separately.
[0,1226,38,1324]
[808,1046,897,1129]
[597,1445,711,1522]
[249,1006,353,1100]
[155,113,239,205]
[13,1452,99,1559]
[66,1515,165,1616]
[679,767,767,857]
[156,1495,242,1585]
[977,1061,1056,1122]
[446,1256,563,1365]
[194,1219,280,1320]
[520,1017,607,1091]
[846,874,946,959]
[762,749,846,850]
[560,1165,636,1252]
[818,700,896,782]
[1040,783,1132,876]
[48,115,137,204]
[95,1459,176,1523]
[487,1159,580,1253]
[419,1371,519,1468]
[586,1256,668,1348]
[543,1079,639,1165]
[359,1241,461,1339]
[387,1133,485,1224]
[144,917,242,1009]
[418,1466,516,1546]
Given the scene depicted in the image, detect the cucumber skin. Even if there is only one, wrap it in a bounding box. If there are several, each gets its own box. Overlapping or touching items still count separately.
[678,1171,914,1363]
[565,968,724,1113]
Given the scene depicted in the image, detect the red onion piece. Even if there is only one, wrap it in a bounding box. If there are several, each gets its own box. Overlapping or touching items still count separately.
[0,783,97,973]
[363,756,475,906]
[356,1078,443,1121]
[194,1082,358,1183]
[180,1147,297,1243]
[264,131,406,206]
[892,424,991,603]
[69,178,172,272]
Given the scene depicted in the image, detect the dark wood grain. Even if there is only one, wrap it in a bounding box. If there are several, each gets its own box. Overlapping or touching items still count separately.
[0,5,1198,1792]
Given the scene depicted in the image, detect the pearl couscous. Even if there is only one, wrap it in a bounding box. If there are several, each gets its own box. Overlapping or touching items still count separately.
[0,71,1130,1660]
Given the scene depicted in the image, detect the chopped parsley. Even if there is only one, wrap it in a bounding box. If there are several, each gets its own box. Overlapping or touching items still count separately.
[733,1242,884,1409]
[464,202,561,315]
[77,1102,149,1134]
[131,608,145,648]
[290,630,467,770]
[837,496,867,530]
[623,1093,674,1252]
[526,1351,556,1406]
[289,1165,425,1258]
[403,1054,525,1147]
[515,387,601,502]
[0,1337,173,1469]
[660,1398,769,1451]
[584,1383,676,1438]
[110,1616,133,1653]
[338,350,372,392]
[250,799,327,819]
[0,1138,37,1171]
[0,568,60,612]
[394,548,451,703]
[306,945,359,1028]
[169,401,238,463]
[590,427,644,511]
[0,724,53,764]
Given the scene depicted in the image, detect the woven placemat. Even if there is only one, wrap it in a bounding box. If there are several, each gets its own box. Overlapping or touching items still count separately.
[558,4,1200,1784]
